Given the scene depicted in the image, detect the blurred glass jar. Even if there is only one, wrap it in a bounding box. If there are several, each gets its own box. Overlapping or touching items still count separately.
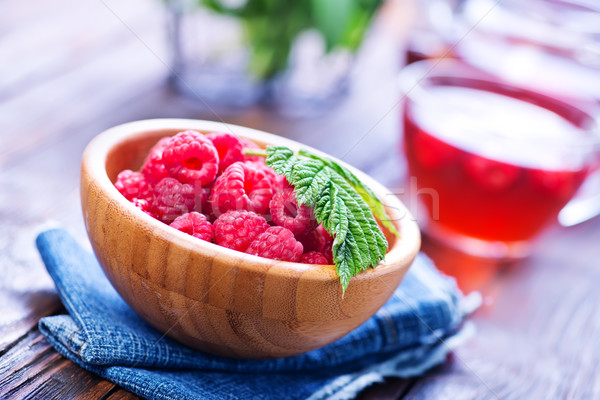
[166,0,380,117]
[407,0,600,104]
[455,0,600,104]
[404,0,461,64]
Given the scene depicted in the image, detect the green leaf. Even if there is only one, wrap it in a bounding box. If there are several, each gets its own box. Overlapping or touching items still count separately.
[310,0,356,51]
[266,145,390,292]
[196,0,381,77]
[329,174,387,266]
[266,146,295,176]
[298,149,400,238]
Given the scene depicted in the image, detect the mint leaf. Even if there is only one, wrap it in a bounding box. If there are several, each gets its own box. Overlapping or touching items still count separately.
[298,149,400,238]
[310,0,356,51]
[266,146,390,292]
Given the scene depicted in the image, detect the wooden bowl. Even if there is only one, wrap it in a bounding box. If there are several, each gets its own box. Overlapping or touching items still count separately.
[80,119,421,359]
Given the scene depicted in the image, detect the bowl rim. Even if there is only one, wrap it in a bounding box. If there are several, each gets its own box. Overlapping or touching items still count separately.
[81,118,421,284]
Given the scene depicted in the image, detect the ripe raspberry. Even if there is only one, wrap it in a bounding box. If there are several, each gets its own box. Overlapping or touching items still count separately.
[298,224,334,264]
[170,212,214,242]
[530,169,585,200]
[463,154,521,191]
[142,137,171,185]
[246,226,303,262]
[274,175,291,192]
[206,132,245,173]
[252,161,275,180]
[209,161,273,216]
[300,251,329,265]
[213,210,269,252]
[193,184,213,220]
[114,170,153,202]
[249,163,289,192]
[151,177,196,223]
[162,130,219,186]
[269,188,316,236]
[132,198,157,219]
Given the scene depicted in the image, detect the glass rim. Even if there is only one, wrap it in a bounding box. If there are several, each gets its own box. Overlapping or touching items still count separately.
[398,59,600,150]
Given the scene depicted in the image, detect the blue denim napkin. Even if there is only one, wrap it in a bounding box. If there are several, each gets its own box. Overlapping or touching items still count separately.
[36,229,478,400]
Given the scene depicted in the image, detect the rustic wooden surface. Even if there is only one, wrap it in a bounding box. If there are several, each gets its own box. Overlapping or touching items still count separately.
[1,0,599,399]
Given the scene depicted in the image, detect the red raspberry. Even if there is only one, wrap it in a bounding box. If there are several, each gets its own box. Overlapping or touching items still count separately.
[213,210,269,252]
[298,224,334,264]
[249,163,289,193]
[530,169,586,200]
[300,251,329,265]
[141,137,171,185]
[206,132,245,173]
[246,226,303,262]
[274,175,291,192]
[463,154,521,191]
[170,212,214,242]
[162,130,219,186]
[269,188,316,236]
[114,170,153,202]
[132,198,157,219]
[209,161,273,216]
[193,184,213,220]
[252,161,275,180]
[151,177,196,223]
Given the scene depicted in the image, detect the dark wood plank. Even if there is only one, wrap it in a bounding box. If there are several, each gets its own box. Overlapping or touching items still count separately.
[0,0,163,101]
[403,220,600,400]
[0,0,168,385]
[104,389,142,400]
[0,289,61,353]
[0,38,166,170]
[0,329,120,400]
[357,378,414,400]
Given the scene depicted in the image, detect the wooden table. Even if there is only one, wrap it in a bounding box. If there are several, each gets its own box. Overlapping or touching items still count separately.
[2,1,599,399]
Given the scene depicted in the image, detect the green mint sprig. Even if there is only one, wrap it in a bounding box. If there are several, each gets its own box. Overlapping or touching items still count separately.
[265,145,399,292]
[198,0,382,80]
[296,149,400,238]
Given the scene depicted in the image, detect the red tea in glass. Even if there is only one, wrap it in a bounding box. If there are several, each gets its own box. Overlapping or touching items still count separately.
[400,60,599,257]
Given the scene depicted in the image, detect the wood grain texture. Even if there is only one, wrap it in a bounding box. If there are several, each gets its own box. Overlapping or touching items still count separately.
[0,328,120,400]
[356,378,414,400]
[80,120,421,358]
[4,0,600,397]
[104,389,142,400]
[404,221,600,400]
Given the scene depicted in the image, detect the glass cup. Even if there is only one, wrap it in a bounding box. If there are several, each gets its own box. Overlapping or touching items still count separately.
[399,60,600,258]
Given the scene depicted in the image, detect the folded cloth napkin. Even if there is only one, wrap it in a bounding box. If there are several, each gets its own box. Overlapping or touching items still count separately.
[36,229,478,400]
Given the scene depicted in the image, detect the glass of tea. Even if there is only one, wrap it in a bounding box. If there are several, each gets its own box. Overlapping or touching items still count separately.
[399,60,600,258]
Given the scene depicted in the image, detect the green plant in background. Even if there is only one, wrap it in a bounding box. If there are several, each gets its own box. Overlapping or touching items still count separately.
[200,0,382,80]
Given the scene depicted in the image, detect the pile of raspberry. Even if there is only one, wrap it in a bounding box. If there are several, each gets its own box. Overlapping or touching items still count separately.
[114,130,333,264]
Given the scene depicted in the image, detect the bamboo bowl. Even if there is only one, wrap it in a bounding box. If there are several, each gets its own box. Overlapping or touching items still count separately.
[80,119,421,359]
